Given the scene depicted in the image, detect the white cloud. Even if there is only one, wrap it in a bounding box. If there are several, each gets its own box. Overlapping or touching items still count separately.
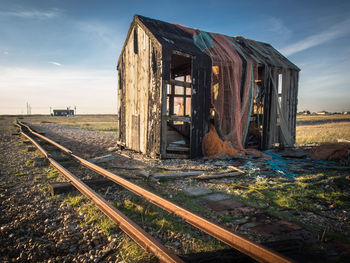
[3,51,9,55]
[49,61,62,67]
[76,21,121,50]
[280,19,350,56]
[267,17,292,41]
[0,8,61,20]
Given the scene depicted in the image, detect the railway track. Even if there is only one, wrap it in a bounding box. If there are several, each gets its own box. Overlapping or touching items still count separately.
[16,121,294,263]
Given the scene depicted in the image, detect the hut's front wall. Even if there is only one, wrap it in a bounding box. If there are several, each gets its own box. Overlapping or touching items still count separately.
[118,24,162,156]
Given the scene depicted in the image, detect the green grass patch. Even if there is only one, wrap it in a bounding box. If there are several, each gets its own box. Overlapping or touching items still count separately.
[40,185,49,192]
[47,169,60,180]
[18,148,28,154]
[80,201,118,235]
[114,194,227,253]
[174,191,210,214]
[220,215,239,223]
[14,172,26,177]
[25,159,34,167]
[64,194,86,207]
[118,237,156,262]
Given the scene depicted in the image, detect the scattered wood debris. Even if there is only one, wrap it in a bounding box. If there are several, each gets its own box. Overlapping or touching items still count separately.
[87,154,115,164]
[152,171,206,179]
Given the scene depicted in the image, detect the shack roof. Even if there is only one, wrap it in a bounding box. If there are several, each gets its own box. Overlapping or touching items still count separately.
[119,15,299,71]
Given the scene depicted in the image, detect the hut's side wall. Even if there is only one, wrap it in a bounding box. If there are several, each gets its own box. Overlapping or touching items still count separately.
[118,24,162,156]
[263,68,299,148]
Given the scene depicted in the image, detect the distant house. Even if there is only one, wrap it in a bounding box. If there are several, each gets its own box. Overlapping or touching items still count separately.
[53,109,74,116]
[117,15,299,158]
[316,111,328,115]
[343,111,349,115]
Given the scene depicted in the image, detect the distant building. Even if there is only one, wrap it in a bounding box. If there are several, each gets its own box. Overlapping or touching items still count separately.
[316,111,328,115]
[343,111,349,115]
[53,109,74,116]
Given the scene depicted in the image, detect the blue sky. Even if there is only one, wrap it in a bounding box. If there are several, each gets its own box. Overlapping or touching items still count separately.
[0,0,349,114]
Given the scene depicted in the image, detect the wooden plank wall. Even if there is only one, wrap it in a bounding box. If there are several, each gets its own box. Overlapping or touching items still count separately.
[282,69,298,146]
[190,55,211,158]
[160,48,172,159]
[281,68,289,146]
[146,44,162,157]
[118,24,162,156]
[118,57,126,143]
[262,66,299,149]
[267,68,278,147]
[291,70,299,142]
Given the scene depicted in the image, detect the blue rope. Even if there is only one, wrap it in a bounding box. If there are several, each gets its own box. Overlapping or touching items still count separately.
[264,151,296,178]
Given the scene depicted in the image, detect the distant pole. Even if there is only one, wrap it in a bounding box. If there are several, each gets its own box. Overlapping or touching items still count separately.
[74,105,77,115]
[26,102,28,115]
[49,107,51,116]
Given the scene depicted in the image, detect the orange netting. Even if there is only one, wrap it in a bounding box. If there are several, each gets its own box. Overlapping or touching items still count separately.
[310,142,350,161]
[202,123,240,159]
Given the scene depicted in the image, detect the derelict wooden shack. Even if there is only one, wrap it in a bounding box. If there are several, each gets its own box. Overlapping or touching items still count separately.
[117,15,300,159]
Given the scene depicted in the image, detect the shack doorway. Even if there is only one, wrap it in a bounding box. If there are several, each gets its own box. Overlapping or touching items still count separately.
[165,51,192,158]
[246,65,265,149]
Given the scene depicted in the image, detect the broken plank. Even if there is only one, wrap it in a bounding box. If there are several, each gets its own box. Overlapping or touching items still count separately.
[118,153,132,159]
[194,172,241,180]
[137,170,150,178]
[337,139,350,143]
[166,145,190,152]
[87,154,115,164]
[168,115,191,123]
[152,171,206,179]
[108,165,146,170]
[226,165,245,174]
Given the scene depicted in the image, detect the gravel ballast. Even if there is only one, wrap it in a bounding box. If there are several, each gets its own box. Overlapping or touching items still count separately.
[0,119,126,262]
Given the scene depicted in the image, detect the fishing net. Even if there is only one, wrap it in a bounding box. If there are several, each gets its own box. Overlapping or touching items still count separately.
[176,25,256,156]
[202,123,239,159]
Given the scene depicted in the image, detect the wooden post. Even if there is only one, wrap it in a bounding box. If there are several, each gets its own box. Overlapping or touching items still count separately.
[161,79,168,158]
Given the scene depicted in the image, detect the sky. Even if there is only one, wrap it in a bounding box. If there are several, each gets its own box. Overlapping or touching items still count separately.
[0,0,349,114]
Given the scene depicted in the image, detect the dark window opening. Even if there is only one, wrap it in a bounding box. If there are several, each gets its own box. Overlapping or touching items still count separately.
[134,27,138,54]
[171,53,191,79]
[152,49,157,74]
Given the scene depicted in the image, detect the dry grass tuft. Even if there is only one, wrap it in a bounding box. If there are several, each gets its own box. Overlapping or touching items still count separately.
[296,114,350,145]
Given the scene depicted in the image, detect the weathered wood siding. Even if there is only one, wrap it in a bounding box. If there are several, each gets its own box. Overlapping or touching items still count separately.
[262,67,299,148]
[118,23,162,156]
[190,56,212,158]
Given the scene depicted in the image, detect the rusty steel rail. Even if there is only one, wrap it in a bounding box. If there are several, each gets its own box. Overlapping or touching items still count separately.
[17,125,184,263]
[18,121,294,263]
